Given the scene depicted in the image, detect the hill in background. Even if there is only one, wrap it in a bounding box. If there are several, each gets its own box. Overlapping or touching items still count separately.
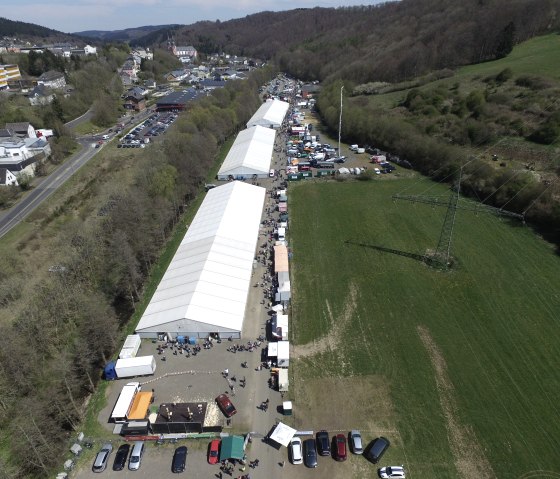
[0,16,83,44]
[74,24,180,42]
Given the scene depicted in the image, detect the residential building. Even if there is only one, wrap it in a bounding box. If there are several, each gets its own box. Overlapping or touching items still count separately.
[0,168,18,186]
[123,92,146,112]
[28,84,55,106]
[175,45,198,63]
[5,122,37,139]
[84,45,97,55]
[37,70,66,89]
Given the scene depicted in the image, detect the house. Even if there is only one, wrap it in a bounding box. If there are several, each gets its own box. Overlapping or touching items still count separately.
[0,168,18,186]
[126,86,148,97]
[144,79,156,89]
[84,45,97,55]
[175,45,198,61]
[5,122,37,139]
[166,69,189,83]
[37,70,66,89]
[28,84,55,106]
[123,92,146,112]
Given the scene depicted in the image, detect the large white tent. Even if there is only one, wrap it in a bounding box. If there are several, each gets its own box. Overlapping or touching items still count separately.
[217,126,276,180]
[135,181,266,339]
[246,99,289,129]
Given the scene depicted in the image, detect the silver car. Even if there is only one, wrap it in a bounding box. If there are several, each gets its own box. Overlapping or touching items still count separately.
[349,430,363,454]
[92,443,113,472]
[128,441,145,471]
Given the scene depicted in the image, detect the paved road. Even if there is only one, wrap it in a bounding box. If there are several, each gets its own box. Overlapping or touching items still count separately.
[0,108,155,239]
[0,139,98,238]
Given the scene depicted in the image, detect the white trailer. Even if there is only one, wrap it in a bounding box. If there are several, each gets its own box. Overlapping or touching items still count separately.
[277,340,290,367]
[115,355,156,378]
[119,334,142,359]
[111,382,140,423]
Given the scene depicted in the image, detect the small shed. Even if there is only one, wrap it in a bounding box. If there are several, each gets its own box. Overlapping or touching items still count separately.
[127,392,153,420]
[219,435,245,461]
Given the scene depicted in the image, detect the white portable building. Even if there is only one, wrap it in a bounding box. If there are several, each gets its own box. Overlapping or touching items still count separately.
[119,334,141,359]
[246,99,290,129]
[135,181,266,339]
[217,126,276,180]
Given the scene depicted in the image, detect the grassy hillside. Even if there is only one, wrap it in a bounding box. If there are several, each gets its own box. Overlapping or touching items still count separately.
[290,178,560,478]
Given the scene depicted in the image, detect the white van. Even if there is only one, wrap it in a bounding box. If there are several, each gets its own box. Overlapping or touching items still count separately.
[128,441,145,471]
[101,134,110,140]
[277,227,286,241]
[269,169,275,178]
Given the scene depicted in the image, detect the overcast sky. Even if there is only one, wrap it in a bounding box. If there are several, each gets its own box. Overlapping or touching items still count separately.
[3,0,383,34]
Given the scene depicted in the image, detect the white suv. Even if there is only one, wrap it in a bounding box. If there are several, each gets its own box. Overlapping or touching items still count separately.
[379,466,406,478]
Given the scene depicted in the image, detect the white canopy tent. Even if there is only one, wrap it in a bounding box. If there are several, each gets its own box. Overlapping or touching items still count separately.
[217,126,276,180]
[135,181,266,339]
[246,99,290,129]
[269,422,297,447]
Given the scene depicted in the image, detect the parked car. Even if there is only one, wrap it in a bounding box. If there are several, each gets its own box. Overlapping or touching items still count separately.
[208,439,220,465]
[316,430,330,456]
[172,446,188,473]
[92,443,113,472]
[349,430,363,454]
[303,438,318,468]
[290,437,303,465]
[215,394,237,417]
[379,465,406,478]
[128,441,145,471]
[112,444,130,471]
[365,437,391,464]
[334,434,347,461]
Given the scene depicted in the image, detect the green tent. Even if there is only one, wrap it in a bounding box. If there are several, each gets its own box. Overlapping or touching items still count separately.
[219,435,245,461]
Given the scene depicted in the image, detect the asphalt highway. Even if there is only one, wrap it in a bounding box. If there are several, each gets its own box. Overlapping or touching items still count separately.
[0,108,154,239]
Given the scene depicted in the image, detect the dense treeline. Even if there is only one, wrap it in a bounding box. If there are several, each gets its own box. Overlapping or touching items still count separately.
[0,67,274,478]
[138,0,560,85]
[317,80,560,246]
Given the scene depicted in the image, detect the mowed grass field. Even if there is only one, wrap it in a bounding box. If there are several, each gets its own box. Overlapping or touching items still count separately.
[289,178,560,478]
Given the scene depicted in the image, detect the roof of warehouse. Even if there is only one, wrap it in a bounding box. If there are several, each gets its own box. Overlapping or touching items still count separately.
[135,181,266,333]
[218,126,275,177]
[246,99,289,128]
[157,89,198,105]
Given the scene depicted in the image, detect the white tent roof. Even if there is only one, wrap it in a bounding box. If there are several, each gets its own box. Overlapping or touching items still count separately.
[246,99,290,128]
[218,126,276,177]
[269,422,297,447]
[136,181,266,334]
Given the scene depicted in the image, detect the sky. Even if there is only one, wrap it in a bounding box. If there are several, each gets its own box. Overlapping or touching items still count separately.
[3,0,382,34]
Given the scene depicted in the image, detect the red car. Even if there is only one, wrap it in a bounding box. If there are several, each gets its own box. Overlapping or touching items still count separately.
[215,394,237,418]
[335,434,347,461]
[208,439,220,465]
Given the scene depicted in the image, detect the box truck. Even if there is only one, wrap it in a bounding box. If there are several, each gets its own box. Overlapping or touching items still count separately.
[111,382,140,423]
[104,355,156,380]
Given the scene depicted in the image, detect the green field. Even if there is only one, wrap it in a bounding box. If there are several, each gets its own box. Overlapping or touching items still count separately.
[289,178,560,478]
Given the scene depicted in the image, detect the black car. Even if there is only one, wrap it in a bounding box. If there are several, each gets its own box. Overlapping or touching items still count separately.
[113,444,130,471]
[316,430,330,456]
[172,446,188,473]
[303,439,318,468]
[365,436,391,464]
